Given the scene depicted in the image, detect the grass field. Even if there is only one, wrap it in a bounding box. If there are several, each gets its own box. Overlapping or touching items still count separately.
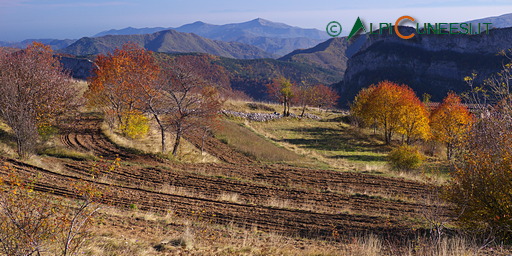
[0,98,510,255]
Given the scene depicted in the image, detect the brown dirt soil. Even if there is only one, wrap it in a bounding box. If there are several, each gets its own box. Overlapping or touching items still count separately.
[184,129,254,165]
[2,113,453,242]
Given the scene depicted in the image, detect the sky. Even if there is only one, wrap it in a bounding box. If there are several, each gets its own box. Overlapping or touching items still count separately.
[0,0,511,41]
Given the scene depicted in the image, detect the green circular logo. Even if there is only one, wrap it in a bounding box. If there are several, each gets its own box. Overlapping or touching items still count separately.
[326,21,342,37]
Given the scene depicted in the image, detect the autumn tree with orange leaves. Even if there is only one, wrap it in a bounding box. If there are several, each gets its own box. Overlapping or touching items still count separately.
[430,93,474,160]
[86,43,160,136]
[0,43,79,157]
[351,81,429,144]
[395,89,430,144]
[87,45,222,155]
[266,76,295,116]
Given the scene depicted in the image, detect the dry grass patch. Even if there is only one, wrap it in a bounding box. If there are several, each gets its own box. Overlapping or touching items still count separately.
[223,99,338,120]
[158,183,198,198]
[39,145,96,161]
[248,117,389,170]
[223,99,279,114]
[266,197,292,209]
[101,121,219,163]
[73,204,512,255]
[214,119,309,164]
[0,121,17,157]
[217,192,243,203]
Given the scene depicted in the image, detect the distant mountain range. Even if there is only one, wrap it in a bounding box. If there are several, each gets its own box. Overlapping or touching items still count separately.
[465,13,512,29]
[278,35,367,78]
[93,18,328,56]
[5,14,512,105]
[57,52,342,98]
[0,19,327,56]
[95,19,327,40]
[94,27,169,37]
[57,13,512,105]
[0,39,76,50]
[60,29,276,59]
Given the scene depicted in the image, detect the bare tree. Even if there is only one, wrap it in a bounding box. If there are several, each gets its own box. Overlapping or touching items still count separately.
[158,60,222,156]
[0,43,78,157]
[138,78,169,153]
[0,158,118,256]
[294,84,339,117]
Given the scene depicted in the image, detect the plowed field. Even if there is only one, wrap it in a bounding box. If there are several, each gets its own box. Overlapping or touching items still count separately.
[2,113,451,241]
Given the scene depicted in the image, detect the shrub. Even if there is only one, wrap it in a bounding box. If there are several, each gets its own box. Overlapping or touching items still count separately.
[387,145,424,171]
[120,112,149,139]
[37,123,59,141]
[446,106,512,240]
[0,158,118,255]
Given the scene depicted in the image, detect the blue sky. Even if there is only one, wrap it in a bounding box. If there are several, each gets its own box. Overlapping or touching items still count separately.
[0,0,511,41]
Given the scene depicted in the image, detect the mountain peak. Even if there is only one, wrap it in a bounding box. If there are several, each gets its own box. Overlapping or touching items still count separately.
[190,21,207,26]
[93,26,170,37]
[251,18,271,25]
[242,18,287,28]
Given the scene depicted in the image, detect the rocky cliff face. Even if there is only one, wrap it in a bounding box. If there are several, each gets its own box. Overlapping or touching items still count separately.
[336,26,512,106]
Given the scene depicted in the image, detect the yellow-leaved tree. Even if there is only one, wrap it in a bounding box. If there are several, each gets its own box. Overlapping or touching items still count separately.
[351,81,429,144]
[396,87,430,144]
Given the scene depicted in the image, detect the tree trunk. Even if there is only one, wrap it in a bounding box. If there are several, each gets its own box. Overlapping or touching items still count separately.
[154,114,166,153]
[160,127,167,153]
[116,112,123,129]
[16,135,28,159]
[383,123,390,144]
[447,142,452,160]
[172,127,182,156]
[201,128,208,155]
[385,130,393,145]
[300,104,306,117]
[16,136,23,158]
